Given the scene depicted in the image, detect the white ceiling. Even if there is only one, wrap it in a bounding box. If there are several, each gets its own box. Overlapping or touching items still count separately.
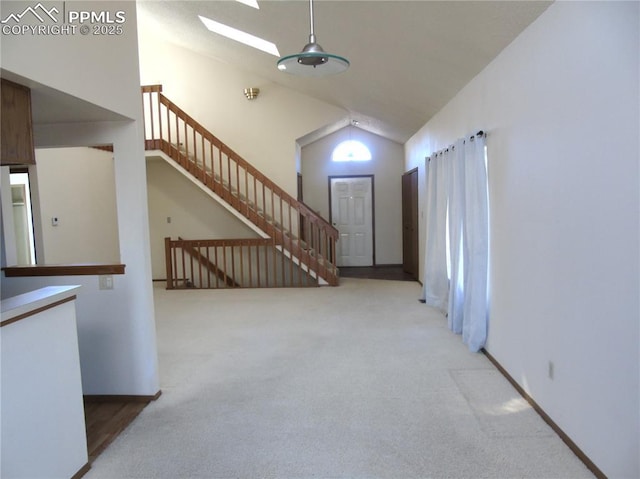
[136,0,552,143]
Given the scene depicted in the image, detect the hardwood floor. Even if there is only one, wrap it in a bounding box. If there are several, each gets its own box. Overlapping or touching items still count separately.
[339,265,418,282]
[83,398,151,463]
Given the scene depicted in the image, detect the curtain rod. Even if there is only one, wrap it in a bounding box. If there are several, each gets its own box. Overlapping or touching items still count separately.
[426,130,485,161]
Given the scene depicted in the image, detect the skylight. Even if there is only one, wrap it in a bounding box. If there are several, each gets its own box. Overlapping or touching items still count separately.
[235,0,259,9]
[198,15,279,57]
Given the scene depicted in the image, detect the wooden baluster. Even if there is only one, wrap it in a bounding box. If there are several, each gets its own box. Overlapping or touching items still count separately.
[235,160,240,207]
[172,242,178,289]
[326,231,331,279]
[183,120,189,172]
[316,222,321,282]
[307,223,313,286]
[209,141,214,188]
[227,153,231,201]
[262,243,268,287]
[287,200,294,286]
[271,239,277,287]
[197,242,203,289]
[244,167,249,216]
[332,234,337,276]
[221,241,228,288]
[180,242,186,288]
[305,215,311,268]
[312,221,318,285]
[296,213,302,287]
[147,92,154,142]
[316,229,323,280]
[157,92,163,146]
[230,243,236,287]
[200,134,206,183]
[165,237,173,289]
[256,245,260,288]
[316,226,327,284]
[248,244,253,288]
[279,192,284,238]
[238,243,244,288]
[217,145,222,189]
[280,237,286,287]
[205,244,212,288]
[188,242,195,288]
[261,183,266,229]
[270,188,275,238]
[165,98,171,151]
[192,128,197,176]
[213,245,219,289]
[264,242,269,287]
[174,113,179,162]
[253,175,258,216]
[320,230,327,280]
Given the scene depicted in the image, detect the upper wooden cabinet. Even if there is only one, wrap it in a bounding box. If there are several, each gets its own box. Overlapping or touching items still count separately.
[1,79,35,166]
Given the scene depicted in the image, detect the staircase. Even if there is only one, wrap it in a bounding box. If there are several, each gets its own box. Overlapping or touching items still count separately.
[142,85,339,287]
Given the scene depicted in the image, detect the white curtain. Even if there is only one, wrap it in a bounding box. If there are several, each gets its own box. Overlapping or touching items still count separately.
[447,140,465,334]
[422,132,489,352]
[421,149,449,313]
[461,134,488,351]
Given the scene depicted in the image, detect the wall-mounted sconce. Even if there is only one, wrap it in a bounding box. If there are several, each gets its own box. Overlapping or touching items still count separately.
[244,88,260,100]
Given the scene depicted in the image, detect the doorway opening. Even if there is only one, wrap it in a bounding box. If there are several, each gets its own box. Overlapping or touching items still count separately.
[402,168,419,280]
[9,169,36,265]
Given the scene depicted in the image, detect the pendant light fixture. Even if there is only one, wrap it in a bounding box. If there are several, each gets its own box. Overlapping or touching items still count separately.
[277,0,349,77]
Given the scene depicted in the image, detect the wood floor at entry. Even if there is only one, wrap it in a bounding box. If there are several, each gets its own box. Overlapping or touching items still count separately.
[330,176,374,267]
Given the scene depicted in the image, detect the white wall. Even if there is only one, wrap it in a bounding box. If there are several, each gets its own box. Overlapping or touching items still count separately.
[405,2,639,478]
[1,273,143,395]
[35,147,120,264]
[302,126,404,265]
[146,158,259,279]
[1,1,160,396]
[137,22,346,196]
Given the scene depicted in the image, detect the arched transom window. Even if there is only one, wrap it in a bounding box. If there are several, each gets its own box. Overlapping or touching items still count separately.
[331,140,372,162]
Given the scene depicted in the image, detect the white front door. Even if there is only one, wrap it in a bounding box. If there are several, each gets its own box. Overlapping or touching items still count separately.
[330,177,373,267]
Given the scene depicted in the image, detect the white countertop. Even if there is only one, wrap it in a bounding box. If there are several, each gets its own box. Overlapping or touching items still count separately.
[1,285,82,323]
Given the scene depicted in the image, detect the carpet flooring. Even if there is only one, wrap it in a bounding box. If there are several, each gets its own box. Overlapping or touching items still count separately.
[85,279,593,479]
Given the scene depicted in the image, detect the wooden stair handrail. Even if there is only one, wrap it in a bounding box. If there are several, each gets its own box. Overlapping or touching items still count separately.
[153,91,338,240]
[143,86,339,285]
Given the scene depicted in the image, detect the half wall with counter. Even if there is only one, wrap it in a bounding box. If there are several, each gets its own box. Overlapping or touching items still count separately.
[1,285,89,479]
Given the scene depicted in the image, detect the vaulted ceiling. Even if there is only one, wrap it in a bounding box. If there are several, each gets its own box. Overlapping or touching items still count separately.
[136,0,552,144]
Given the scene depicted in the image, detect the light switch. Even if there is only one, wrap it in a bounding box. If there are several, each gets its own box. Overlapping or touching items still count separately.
[99,275,114,290]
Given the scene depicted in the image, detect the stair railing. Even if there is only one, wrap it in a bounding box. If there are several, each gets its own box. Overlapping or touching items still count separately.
[165,237,317,289]
[143,85,338,285]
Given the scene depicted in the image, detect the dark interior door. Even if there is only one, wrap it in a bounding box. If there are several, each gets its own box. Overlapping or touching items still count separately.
[402,168,419,279]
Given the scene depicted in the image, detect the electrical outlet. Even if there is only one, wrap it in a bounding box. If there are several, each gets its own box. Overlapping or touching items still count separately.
[99,275,114,290]
[548,361,554,380]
